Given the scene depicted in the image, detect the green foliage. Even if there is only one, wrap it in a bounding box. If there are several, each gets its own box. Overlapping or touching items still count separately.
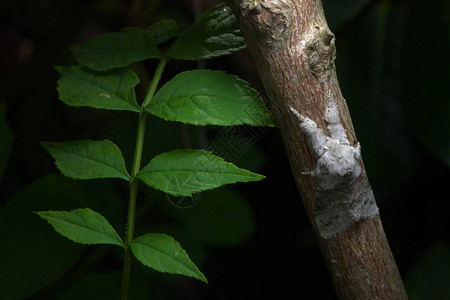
[41,140,131,181]
[145,70,275,126]
[137,149,264,196]
[167,3,246,60]
[35,2,272,297]
[70,27,161,71]
[0,175,123,300]
[162,188,256,246]
[0,176,84,300]
[405,242,450,299]
[56,66,140,112]
[1,0,448,298]
[147,19,181,44]
[36,208,125,247]
[130,233,207,283]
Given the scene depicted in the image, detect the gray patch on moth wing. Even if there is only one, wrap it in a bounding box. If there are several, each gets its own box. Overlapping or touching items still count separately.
[314,175,378,239]
[290,99,379,239]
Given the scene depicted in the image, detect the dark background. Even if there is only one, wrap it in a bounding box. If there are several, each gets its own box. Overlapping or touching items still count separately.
[0,0,449,299]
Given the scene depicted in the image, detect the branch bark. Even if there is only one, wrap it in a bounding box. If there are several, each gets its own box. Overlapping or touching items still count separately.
[226,0,407,298]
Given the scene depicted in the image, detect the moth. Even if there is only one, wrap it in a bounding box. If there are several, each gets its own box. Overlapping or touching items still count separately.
[290,98,379,239]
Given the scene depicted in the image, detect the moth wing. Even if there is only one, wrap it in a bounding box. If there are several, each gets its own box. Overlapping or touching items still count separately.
[346,176,379,220]
[314,176,379,239]
[314,188,358,239]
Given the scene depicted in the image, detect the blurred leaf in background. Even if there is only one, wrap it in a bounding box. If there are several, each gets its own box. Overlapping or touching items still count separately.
[330,1,420,200]
[57,271,150,300]
[329,0,450,199]
[0,175,123,300]
[316,2,450,298]
[401,0,450,168]
[161,187,256,246]
[405,242,450,299]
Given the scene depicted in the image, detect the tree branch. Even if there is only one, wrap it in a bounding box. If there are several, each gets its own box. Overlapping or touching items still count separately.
[226,0,407,298]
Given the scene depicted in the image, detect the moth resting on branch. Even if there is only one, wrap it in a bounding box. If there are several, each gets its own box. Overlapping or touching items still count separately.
[290,93,378,239]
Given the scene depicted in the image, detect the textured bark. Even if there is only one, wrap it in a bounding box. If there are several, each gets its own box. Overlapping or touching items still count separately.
[226,0,407,298]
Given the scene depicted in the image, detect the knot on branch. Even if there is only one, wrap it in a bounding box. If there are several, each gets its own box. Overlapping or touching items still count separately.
[304,26,336,81]
[240,0,291,45]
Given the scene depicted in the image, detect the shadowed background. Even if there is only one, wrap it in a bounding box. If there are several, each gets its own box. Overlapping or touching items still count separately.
[0,0,449,299]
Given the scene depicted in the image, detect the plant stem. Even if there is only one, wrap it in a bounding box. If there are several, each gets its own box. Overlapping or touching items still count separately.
[121,58,167,300]
[143,59,167,107]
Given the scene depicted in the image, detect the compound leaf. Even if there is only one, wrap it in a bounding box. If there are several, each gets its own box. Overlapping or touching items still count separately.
[136,149,264,197]
[36,208,124,247]
[56,65,140,112]
[70,27,161,71]
[41,140,130,181]
[167,3,246,60]
[130,233,207,283]
[145,70,275,126]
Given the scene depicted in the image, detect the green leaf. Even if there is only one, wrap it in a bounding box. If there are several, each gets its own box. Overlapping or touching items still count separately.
[130,233,207,283]
[167,3,246,60]
[145,70,275,126]
[41,139,131,181]
[0,103,14,180]
[405,242,450,300]
[70,27,161,71]
[0,175,124,300]
[147,19,181,44]
[56,65,140,112]
[0,175,85,300]
[136,149,265,197]
[36,208,124,247]
[136,224,208,270]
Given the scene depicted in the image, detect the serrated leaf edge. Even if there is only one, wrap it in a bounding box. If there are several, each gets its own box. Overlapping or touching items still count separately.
[35,208,125,247]
[41,140,131,181]
[136,149,265,197]
[55,65,141,113]
[145,70,275,127]
[130,233,207,283]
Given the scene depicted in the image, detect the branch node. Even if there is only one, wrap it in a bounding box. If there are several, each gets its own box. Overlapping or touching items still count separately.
[240,0,291,45]
[304,25,336,81]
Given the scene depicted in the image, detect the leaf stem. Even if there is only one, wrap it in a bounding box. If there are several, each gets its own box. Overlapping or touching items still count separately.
[121,58,166,300]
[143,58,167,108]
